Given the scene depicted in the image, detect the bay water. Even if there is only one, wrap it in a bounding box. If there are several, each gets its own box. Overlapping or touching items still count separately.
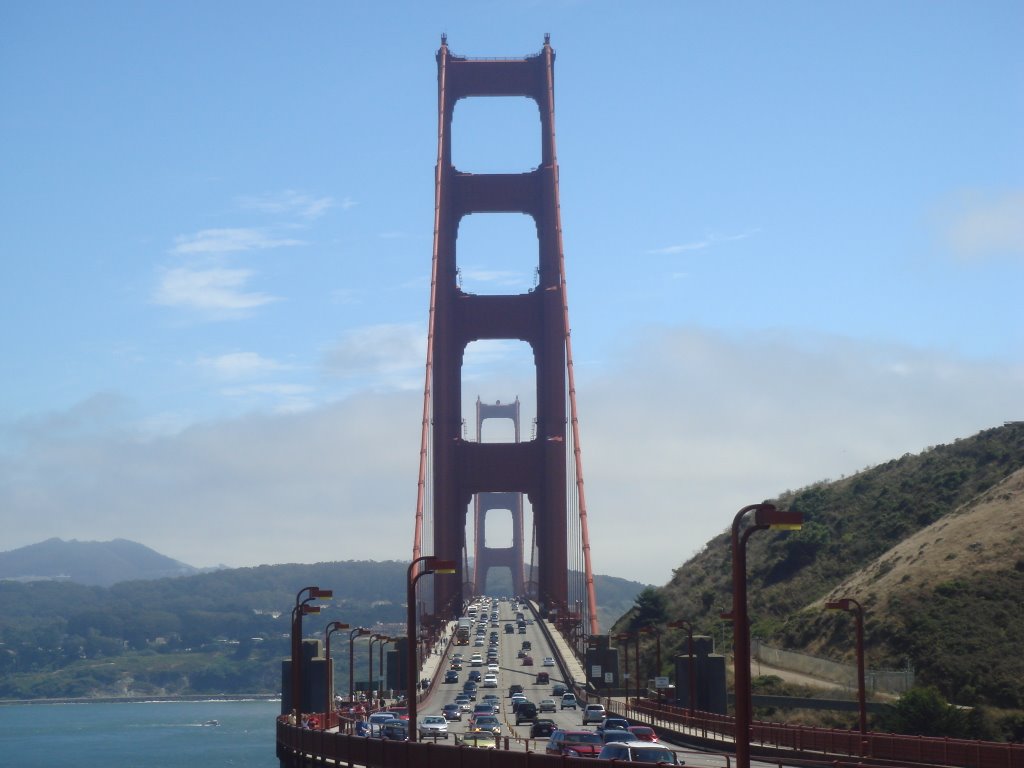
[0,699,280,768]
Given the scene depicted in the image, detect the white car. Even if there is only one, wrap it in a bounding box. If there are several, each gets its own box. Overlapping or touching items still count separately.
[418,715,449,739]
[487,663,499,673]
[542,657,555,667]
[470,654,483,666]
[482,673,498,688]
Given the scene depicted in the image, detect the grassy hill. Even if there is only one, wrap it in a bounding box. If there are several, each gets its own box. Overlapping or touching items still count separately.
[612,422,1024,715]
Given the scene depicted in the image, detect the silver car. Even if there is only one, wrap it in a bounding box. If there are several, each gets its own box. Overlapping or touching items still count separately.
[417,714,449,739]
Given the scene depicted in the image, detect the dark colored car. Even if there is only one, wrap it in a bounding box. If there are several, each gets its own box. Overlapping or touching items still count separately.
[381,721,408,741]
[442,703,462,721]
[515,701,539,725]
[535,671,549,684]
[462,681,478,700]
[598,716,630,733]
[468,670,482,682]
[530,718,556,738]
[508,684,524,697]
[545,729,603,758]
[522,655,534,666]
[444,670,459,683]
[552,683,568,696]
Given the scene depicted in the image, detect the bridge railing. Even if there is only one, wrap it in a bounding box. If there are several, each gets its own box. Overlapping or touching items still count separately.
[624,699,1024,768]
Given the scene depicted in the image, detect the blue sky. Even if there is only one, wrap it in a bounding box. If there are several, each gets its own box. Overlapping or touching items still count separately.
[2,2,1022,587]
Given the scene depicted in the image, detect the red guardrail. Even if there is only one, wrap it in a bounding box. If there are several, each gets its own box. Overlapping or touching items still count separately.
[629,700,1024,768]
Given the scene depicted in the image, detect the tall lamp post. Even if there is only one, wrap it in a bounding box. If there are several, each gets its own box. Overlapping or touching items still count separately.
[826,597,867,735]
[406,556,456,742]
[730,503,802,768]
[291,586,333,720]
[615,632,638,703]
[368,633,387,703]
[348,627,371,702]
[668,619,696,718]
[324,621,351,716]
[640,626,662,703]
[379,636,394,694]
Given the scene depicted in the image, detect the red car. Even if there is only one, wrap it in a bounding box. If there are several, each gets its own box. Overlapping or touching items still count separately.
[627,725,658,742]
[545,729,603,758]
[522,655,534,666]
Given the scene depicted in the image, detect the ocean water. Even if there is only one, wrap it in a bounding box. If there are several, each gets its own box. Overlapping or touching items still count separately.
[0,699,281,768]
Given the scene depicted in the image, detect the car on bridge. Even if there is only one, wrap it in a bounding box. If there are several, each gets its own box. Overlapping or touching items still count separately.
[627,725,658,742]
[522,655,534,666]
[599,729,637,744]
[597,742,681,764]
[535,671,550,684]
[417,715,449,739]
[538,697,557,712]
[441,703,462,721]
[472,715,503,736]
[483,673,498,688]
[545,729,603,758]
[542,656,555,667]
[597,715,630,733]
[458,730,497,749]
[581,703,605,723]
[560,693,579,710]
[444,670,458,683]
[381,721,408,741]
[530,718,556,738]
[508,684,524,697]
[515,701,538,725]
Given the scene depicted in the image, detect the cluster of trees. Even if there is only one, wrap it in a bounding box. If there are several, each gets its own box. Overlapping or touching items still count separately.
[0,561,409,699]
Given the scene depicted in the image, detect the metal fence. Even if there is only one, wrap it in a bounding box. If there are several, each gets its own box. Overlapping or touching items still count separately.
[752,639,915,694]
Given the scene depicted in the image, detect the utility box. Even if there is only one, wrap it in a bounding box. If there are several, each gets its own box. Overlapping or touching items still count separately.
[674,635,726,715]
[281,638,327,716]
[585,635,619,693]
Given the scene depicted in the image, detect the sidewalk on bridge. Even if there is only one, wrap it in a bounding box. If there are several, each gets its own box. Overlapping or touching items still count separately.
[417,620,456,688]
[534,605,588,697]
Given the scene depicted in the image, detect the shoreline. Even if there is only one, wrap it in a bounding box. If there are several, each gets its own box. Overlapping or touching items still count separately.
[0,693,281,706]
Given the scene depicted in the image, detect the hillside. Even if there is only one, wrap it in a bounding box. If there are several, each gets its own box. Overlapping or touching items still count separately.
[613,422,1024,710]
[0,538,199,587]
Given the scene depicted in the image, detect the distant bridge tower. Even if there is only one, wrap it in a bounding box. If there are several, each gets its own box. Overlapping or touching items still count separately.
[413,35,599,636]
[472,399,526,597]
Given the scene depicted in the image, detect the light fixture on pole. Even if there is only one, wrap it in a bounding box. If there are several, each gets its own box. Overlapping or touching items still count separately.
[730,503,802,768]
[348,627,371,702]
[406,556,456,742]
[291,586,333,721]
[324,621,350,716]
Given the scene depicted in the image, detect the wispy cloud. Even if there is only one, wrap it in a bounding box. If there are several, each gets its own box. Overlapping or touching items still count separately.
[171,228,304,255]
[945,191,1024,262]
[648,230,760,255]
[237,190,343,220]
[461,268,532,288]
[197,352,290,380]
[153,267,279,311]
[324,323,425,381]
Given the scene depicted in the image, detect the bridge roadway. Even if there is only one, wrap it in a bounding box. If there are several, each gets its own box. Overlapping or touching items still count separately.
[414,597,745,767]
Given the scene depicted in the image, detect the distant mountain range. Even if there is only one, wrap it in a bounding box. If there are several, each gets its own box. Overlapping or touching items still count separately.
[0,537,202,587]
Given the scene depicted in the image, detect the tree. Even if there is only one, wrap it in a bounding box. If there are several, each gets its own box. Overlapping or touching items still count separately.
[631,587,667,628]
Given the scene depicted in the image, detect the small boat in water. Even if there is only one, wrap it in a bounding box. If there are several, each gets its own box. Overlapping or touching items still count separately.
[201,719,220,726]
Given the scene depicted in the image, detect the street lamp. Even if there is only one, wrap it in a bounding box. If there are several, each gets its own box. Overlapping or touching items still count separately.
[379,636,394,693]
[826,597,867,735]
[368,633,387,702]
[668,619,696,718]
[406,555,456,742]
[730,503,802,768]
[615,632,638,703]
[324,621,351,716]
[291,586,333,720]
[348,627,371,702]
